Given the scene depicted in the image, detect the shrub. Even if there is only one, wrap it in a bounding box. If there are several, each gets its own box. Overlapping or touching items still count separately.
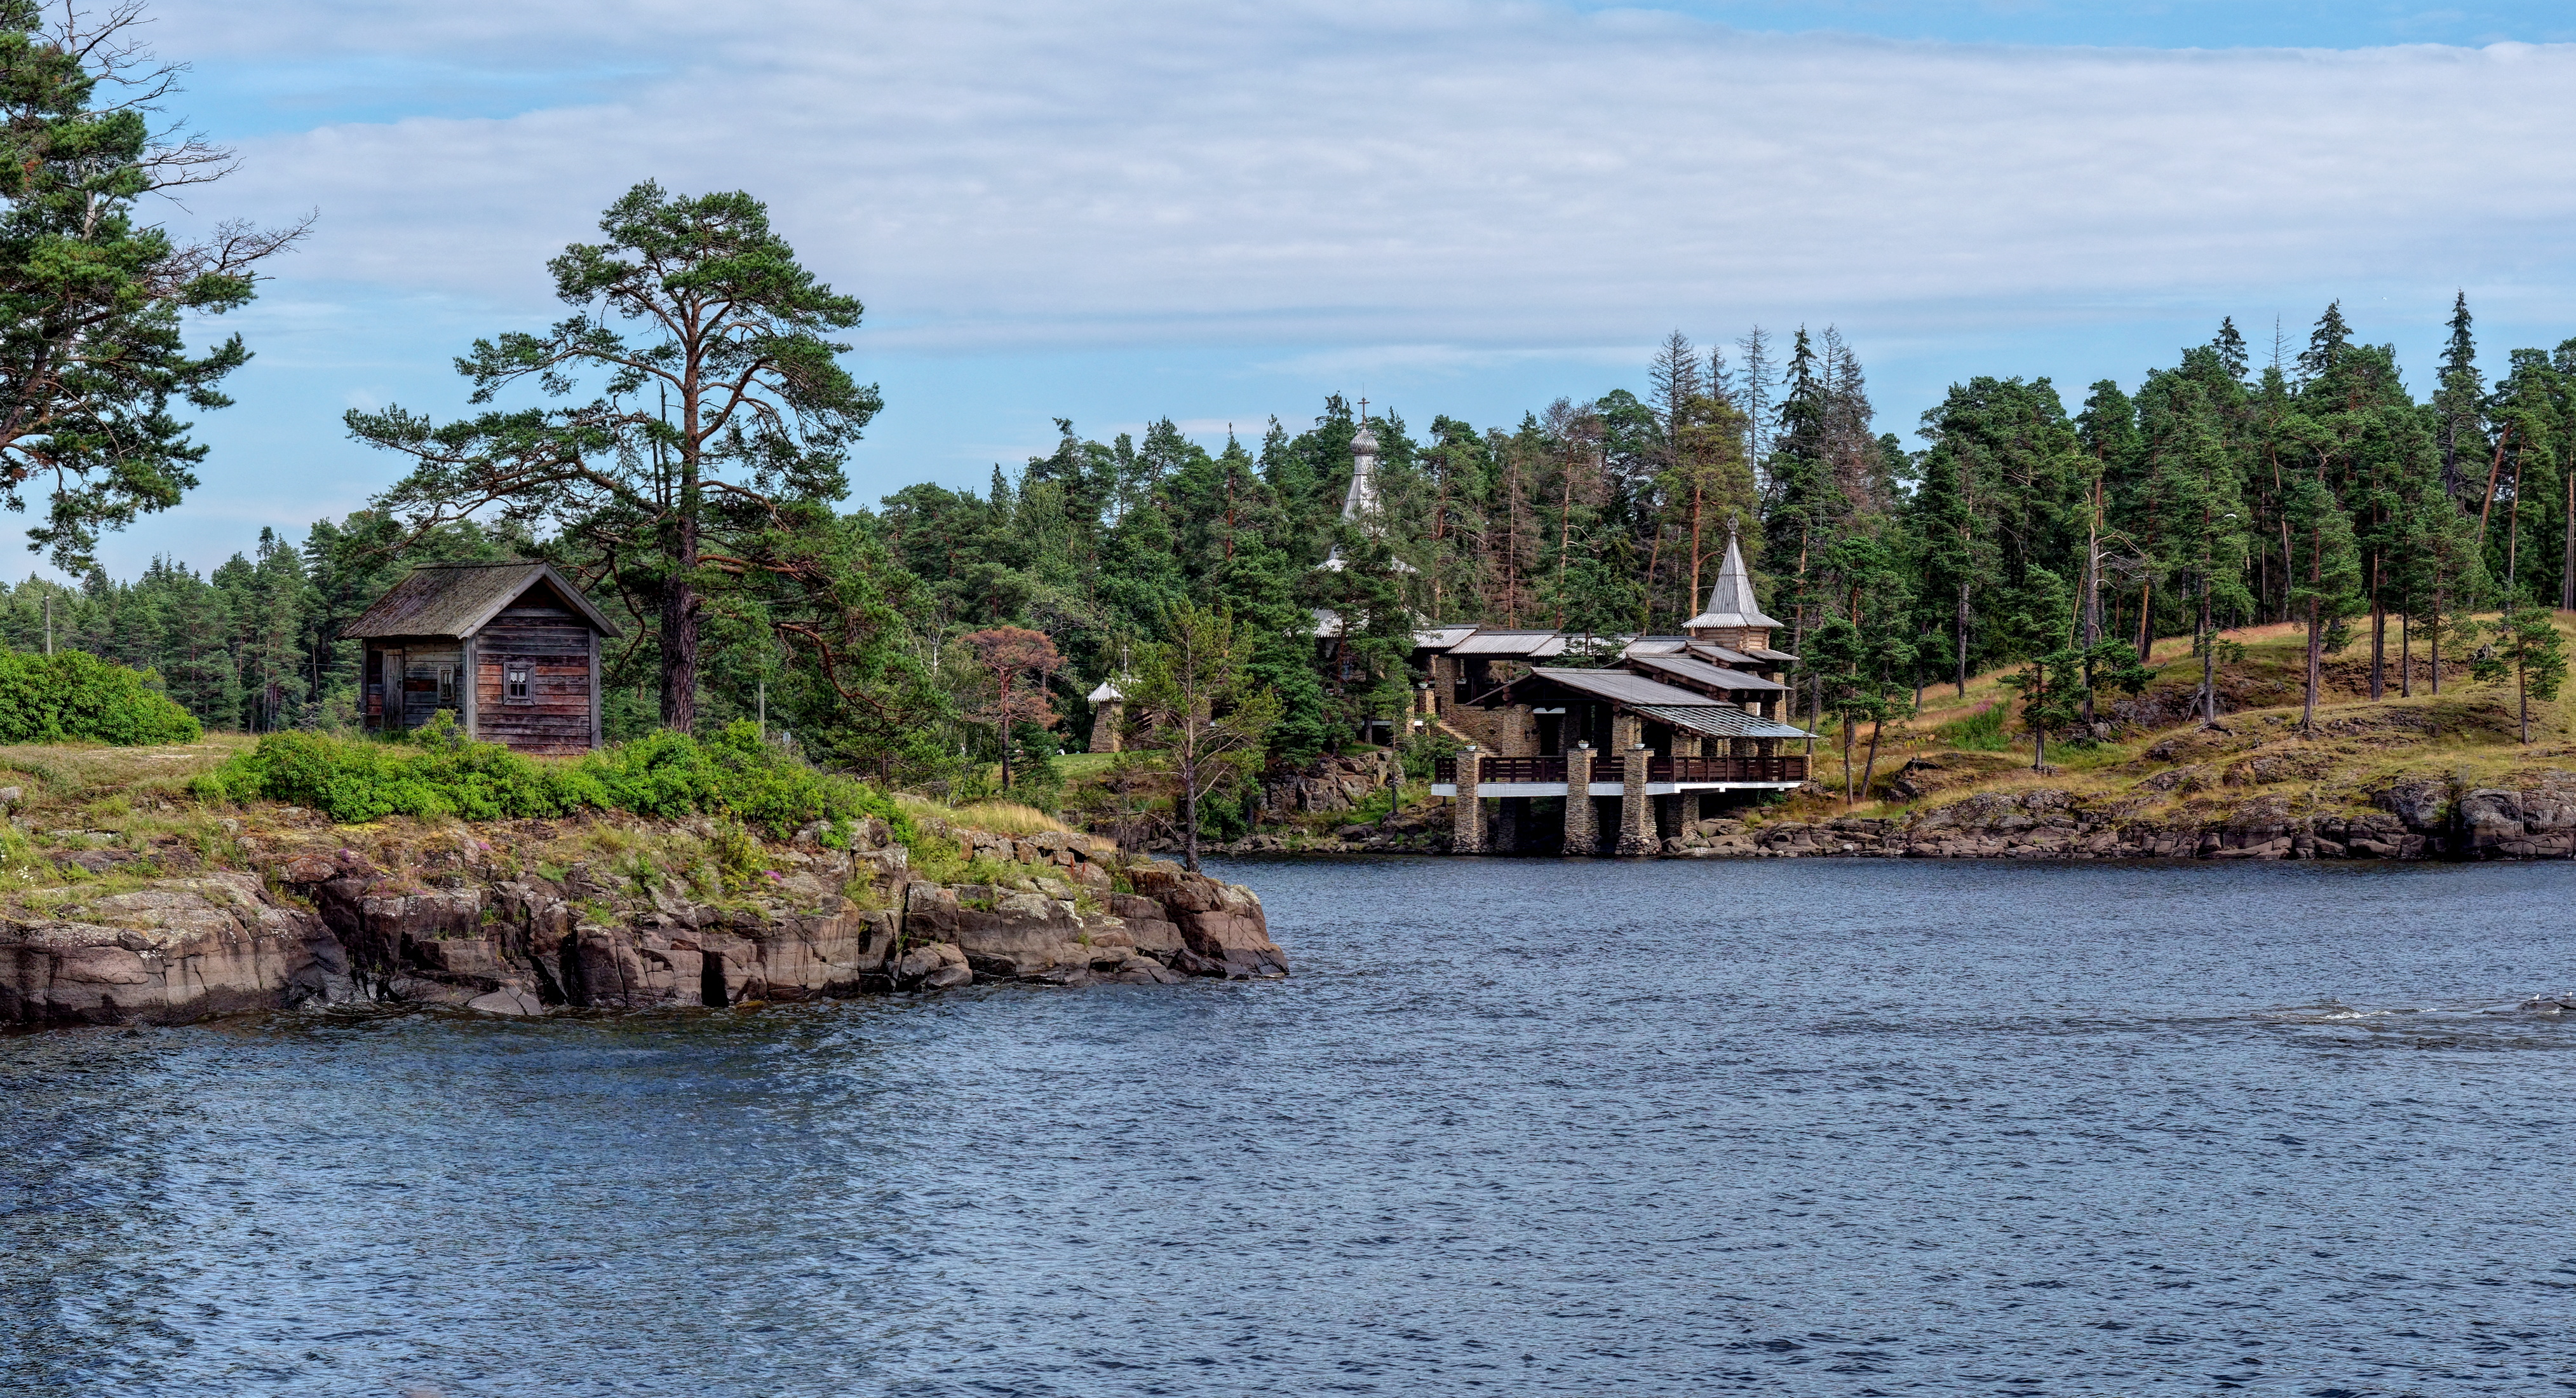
[0,649,200,746]
[196,719,912,839]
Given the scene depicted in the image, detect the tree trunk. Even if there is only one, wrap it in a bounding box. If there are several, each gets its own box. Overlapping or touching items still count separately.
[2563,470,2574,612]
[2519,656,2530,745]
[1687,483,1704,611]
[2134,576,2153,667]
[2032,682,2047,771]
[2368,550,2384,701]
[661,387,705,731]
[2431,581,2443,696]
[1842,711,1855,809]
[2200,578,2216,726]
[997,674,1015,792]
[659,557,699,733]
[1954,580,1970,696]
[1858,715,1885,807]
[2507,471,2521,595]
[2302,595,2322,733]
[1180,743,1200,872]
[2399,611,2411,698]
[2477,429,2511,538]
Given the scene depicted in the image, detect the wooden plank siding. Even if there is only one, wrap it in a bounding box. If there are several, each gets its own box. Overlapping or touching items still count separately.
[474,656,593,754]
[352,585,609,754]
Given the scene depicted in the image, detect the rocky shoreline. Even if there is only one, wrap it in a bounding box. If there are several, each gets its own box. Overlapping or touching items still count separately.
[0,817,1285,1028]
[1190,772,2576,863]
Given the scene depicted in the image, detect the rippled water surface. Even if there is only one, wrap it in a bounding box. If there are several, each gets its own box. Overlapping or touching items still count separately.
[8,858,2576,1396]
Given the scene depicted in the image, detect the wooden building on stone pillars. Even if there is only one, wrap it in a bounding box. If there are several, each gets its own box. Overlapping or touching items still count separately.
[341,561,621,754]
[1424,522,1816,855]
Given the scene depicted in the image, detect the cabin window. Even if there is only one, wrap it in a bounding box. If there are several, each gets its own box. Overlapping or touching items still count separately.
[437,667,457,705]
[504,665,533,704]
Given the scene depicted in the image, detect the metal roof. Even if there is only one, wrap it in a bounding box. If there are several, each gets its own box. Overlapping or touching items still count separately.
[1622,638,1687,656]
[1518,667,1709,706]
[1629,653,1788,693]
[1682,522,1784,630]
[1448,630,1570,658]
[1413,625,1481,649]
[1746,646,1799,663]
[1629,703,1817,740]
[1683,641,1761,667]
[339,561,622,641]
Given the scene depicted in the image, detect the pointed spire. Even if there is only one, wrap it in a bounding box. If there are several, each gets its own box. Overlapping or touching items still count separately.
[1323,405,1396,571]
[1339,411,1382,526]
[1684,518,1781,630]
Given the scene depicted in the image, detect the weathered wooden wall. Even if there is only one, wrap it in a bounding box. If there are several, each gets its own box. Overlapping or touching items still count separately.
[471,602,595,753]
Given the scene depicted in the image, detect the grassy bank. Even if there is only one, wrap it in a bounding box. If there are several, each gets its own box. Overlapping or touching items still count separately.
[1784,613,2576,825]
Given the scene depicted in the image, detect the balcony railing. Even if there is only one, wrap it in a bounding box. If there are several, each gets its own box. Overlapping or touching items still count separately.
[1433,754,1808,785]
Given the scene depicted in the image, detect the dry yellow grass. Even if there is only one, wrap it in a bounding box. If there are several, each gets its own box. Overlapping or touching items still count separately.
[1786,613,2576,823]
[0,734,249,805]
[943,800,1072,836]
[888,792,1073,838]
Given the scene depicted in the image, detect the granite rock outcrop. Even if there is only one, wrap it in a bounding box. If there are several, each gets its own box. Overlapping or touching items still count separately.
[0,816,1283,1026]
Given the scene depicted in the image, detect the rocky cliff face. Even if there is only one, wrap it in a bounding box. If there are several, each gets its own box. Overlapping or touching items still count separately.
[0,818,1285,1028]
[1663,773,2576,862]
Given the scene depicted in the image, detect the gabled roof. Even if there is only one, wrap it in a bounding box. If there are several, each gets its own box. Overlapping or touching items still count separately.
[1088,679,1125,703]
[1683,640,1762,667]
[1629,703,1816,740]
[1446,630,1570,658]
[1514,667,1709,707]
[1414,625,1481,650]
[340,561,622,641]
[1628,653,1788,694]
[1683,522,1783,631]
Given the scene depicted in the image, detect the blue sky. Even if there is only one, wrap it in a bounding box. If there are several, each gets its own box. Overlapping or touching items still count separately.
[55,0,2576,578]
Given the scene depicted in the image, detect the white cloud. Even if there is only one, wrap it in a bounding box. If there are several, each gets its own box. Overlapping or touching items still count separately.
[161,2,2576,357]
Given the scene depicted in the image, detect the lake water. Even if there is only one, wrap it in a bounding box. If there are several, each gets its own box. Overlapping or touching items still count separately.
[6,858,2575,1397]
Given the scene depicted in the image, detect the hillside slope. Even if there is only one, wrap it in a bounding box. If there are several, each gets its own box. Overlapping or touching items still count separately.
[1727,615,2576,860]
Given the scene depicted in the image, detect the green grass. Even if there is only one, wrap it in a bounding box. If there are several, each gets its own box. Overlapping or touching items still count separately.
[1934,703,2012,752]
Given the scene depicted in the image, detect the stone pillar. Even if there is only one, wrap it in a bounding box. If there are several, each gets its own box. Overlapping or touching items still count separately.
[1561,742,1597,855]
[1089,699,1124,754]
[1612,710,1643,753]
[1452,747,1485,854]
[1616,742,1655,856]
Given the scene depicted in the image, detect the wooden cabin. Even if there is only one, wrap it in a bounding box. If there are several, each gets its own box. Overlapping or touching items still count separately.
[340,562,621,754]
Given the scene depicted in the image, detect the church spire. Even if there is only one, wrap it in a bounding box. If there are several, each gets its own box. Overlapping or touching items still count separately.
[1323,401,1399,571]
[1683,517,1781,632]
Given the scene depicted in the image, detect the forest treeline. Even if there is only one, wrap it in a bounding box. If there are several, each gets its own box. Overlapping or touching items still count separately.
[24,297,2576,788]
[0,6,2568,806]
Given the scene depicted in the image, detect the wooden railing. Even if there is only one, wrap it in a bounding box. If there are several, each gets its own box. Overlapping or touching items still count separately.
[1653,755,1808,784]
[1434,754,1809,785]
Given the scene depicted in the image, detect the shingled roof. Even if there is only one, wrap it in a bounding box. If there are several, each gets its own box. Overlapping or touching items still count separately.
[339,561,622,641]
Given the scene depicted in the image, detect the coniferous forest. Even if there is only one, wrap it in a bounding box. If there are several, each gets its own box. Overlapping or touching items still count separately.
[20,288,2573,801]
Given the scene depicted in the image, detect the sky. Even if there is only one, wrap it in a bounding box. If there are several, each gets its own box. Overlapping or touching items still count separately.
[48,0,2576,578]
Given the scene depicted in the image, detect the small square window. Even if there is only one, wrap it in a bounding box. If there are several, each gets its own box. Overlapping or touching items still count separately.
[504,667,532,703]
